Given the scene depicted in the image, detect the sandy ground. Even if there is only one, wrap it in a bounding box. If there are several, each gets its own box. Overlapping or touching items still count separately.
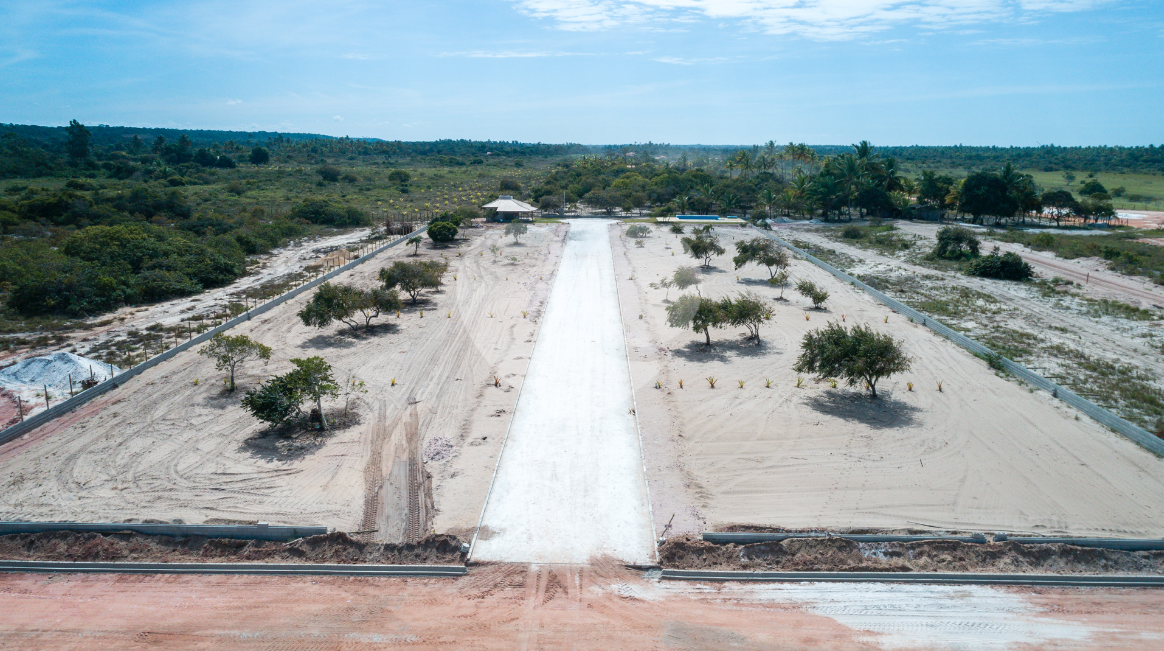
[788,221,1164,431]
[473,220,655,565]
[613,224,1164,539]
[1,568,1162,650]
[1118,209,1164,229]
[0,224,566,541]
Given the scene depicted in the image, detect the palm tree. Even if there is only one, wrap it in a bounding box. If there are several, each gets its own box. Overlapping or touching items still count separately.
[735,150,753,179]
[853,140,875,161]
[672,194,692,215]
[719,192,739,217]
[757,187,779,219]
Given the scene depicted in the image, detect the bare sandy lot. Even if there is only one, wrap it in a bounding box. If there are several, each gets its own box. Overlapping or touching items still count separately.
[790,221,1164,432]
[613,224,1164,538]
[1,568,1161,650]
[0,224,566,541]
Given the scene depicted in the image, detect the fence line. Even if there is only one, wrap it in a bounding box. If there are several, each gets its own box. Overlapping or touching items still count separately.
[758,229,1164,456]
[0,227,427,446]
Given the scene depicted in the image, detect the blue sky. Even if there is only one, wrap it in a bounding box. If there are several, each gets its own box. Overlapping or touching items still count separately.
[1,1,1161,145]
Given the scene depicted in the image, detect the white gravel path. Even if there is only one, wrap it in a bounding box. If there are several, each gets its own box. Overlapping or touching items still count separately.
[471,220,656,564]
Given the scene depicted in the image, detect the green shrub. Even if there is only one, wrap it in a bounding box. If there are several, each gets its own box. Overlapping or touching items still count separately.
[931,226,980,260]
[841,225,865,239]
[966,251,1032,280]
[289,198,370,227]
[427,221,457,244]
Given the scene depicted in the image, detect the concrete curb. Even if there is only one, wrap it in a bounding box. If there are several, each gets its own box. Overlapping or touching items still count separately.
[0,227,426,447]
[0,560,466,577]
[0,521,328,542]
[756,228,1164,456]
[661,569,1164,587]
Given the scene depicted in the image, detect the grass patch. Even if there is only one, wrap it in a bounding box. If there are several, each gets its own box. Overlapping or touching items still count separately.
[789,239,860,271]
[994,229,1164,284]
[825,223,921,256]
[1043,343,1164,432]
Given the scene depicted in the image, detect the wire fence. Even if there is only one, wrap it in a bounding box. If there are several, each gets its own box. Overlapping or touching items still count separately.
[758,229,1164,456]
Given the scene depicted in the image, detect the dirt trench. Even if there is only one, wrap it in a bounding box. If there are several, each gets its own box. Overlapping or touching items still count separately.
[0,530,465,565]
[659,534,1164,575]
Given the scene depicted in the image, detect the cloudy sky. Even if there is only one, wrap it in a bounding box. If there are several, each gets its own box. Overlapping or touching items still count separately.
[1,1,1161,144]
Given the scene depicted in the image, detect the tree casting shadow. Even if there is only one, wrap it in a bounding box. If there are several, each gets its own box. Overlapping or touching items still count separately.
[670,336,778,362]
[804,389,921,430]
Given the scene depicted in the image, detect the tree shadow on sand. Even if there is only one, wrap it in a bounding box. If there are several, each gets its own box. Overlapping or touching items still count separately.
[240,411,361,462]
[300,323,398,350]
[804,389,921,430]
[670,336,779,363]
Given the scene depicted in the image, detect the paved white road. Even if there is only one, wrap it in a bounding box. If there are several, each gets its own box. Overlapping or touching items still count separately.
[472,220,656,564]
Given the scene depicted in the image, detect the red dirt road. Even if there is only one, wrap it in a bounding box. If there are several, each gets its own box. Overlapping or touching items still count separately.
[2,565,1162,650]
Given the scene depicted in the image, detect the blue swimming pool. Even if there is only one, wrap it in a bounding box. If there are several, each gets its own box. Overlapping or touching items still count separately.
[675,215,721,220]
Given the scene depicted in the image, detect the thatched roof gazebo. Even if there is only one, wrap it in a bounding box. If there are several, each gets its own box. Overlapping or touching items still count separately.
[482,195,537,222]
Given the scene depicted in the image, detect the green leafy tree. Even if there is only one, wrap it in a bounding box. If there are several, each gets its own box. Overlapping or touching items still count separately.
[723,291,770,341]
[299,282,401,330]
[669,223,685,234]
[388,169,411,184]
[128,135,143,155]
[198,333,272,392]
[931,226,980,260]
[793,322,912,398]
[1041,189,1079,227]
[505,221,528,243]
[681,232,726,268]
[768,270,790,300]
[427,221,457,244]
[290,356,340,429]
[732,237,789,278]
[959,171,1018,225]
[249,147,270,165]
[317,165,341,182]
[241,373,301,427]
[379,259,448,303]
[625,224,651,238]
[407,235,423,254]
[1078,179,1108,197]
[65,120,91,161]
[242,357,340,429]
[665,294,724,346]
[796,279,829,309]
[650,265,701,299]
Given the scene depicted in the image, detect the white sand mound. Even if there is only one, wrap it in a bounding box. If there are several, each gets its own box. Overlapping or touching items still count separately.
[0,352,119,395]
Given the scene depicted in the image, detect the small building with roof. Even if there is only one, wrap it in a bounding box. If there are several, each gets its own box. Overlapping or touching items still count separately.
[482,195,537,222]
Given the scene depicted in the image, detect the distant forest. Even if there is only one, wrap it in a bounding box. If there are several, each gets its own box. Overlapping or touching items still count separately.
[0,123,588,180]
[594,142,1164,175]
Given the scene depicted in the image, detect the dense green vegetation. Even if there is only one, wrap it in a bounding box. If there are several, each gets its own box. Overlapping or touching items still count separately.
[0,121,555,333]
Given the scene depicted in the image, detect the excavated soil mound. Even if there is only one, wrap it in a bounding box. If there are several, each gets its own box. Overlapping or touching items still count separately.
[659,534,1164,575]
[0,531,465,565]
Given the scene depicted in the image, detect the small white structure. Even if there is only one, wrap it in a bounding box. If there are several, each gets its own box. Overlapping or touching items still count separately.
[482,195,537,222]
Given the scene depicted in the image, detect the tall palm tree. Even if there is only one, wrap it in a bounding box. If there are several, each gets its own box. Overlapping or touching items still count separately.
[757,187,779,219]
[672,194,692,215]
[719,192,739,217]
[852,140,875,161]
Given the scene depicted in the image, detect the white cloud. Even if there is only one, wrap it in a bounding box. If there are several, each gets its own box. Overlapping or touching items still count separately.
[333,115,344,121]
[510,0,1113,40]
[226,98,242,105]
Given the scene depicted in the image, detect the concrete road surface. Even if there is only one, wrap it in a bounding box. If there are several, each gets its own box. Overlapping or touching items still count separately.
[472,220,656,564]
